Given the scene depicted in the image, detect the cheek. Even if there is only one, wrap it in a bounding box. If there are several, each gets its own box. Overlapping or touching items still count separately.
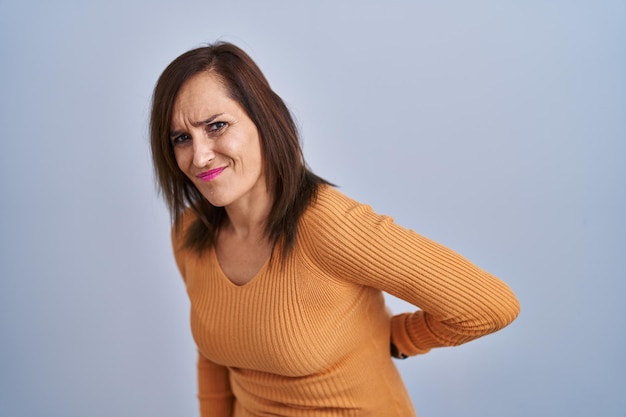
[244,135,264,167]
[173,147,191,171]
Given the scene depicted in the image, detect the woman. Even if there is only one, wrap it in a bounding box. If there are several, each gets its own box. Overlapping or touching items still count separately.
[150,42,520,417]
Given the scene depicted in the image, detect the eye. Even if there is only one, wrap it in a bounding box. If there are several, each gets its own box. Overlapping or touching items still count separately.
[207,121,228,134]
[171,133,191,147]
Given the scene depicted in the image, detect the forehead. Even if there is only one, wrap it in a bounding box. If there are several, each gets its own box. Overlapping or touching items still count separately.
[171,72,234,124]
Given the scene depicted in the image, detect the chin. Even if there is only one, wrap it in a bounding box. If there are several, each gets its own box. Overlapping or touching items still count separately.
[206,199,228,208]
[200,192,229,208]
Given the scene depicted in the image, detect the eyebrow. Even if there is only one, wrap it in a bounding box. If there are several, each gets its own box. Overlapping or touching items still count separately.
[169,113,225,139]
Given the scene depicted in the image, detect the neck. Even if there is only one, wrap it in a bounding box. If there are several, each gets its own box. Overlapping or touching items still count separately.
[223,189,273,240]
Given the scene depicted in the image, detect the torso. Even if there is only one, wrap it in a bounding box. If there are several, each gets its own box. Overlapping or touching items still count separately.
[176,185,418,416]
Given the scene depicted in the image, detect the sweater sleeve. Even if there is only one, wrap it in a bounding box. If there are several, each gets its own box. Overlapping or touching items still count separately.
[197,354,234,417]
[170,212,234,416]
[300,187,520,357]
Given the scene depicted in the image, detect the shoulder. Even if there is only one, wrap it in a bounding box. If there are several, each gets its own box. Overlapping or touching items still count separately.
[171,207,197,248]
[306,184,364,222]
[302,185,350,235]
[304,185,390,232]
[299,185,390,253]
[171,207,198,280]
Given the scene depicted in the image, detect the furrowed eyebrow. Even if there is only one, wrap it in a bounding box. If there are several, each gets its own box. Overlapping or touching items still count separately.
[169,113,225,139]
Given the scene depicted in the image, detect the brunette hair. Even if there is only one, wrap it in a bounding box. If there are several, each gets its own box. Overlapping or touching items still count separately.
[150,41,328,255]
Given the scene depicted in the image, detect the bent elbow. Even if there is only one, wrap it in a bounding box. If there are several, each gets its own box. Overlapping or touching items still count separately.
[443,284,521,345]
[466,284,521,338]
[491,284,521,331]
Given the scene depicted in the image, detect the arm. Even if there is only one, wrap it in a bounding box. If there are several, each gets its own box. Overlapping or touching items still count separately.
[301,187,520,357]
[170,212,234,416]
[197,354,234,417]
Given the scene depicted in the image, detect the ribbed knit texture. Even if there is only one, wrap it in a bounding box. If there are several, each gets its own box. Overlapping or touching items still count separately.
[172,185,520,417]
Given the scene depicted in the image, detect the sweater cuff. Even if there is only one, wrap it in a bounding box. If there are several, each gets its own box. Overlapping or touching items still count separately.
[390,312,433,357]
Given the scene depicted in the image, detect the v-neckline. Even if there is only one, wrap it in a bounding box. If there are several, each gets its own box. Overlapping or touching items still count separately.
[211,247,271,288]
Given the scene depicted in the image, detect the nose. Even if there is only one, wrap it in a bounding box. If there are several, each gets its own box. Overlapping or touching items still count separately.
[192,137,215,168]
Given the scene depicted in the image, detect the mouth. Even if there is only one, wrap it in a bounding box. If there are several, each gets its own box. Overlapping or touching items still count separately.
[197,167,226,182]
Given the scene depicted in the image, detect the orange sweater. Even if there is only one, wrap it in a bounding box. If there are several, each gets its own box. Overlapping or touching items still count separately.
[172,185,520,417]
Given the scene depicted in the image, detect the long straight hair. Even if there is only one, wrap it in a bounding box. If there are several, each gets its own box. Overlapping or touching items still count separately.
[150,42,328,256]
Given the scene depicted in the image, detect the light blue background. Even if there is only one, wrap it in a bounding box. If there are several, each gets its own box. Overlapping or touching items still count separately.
[1,1,624,416]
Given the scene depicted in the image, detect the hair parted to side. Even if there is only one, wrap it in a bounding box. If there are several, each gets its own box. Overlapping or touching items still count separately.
[150,41,329,256]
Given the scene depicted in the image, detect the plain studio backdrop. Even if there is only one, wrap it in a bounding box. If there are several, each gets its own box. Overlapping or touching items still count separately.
[1,1,624,416]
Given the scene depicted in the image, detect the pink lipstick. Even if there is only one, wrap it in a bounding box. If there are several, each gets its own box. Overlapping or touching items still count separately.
[197,167,226,182]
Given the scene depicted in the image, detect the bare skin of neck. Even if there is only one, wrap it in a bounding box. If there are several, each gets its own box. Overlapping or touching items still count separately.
[216,192,274,286]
